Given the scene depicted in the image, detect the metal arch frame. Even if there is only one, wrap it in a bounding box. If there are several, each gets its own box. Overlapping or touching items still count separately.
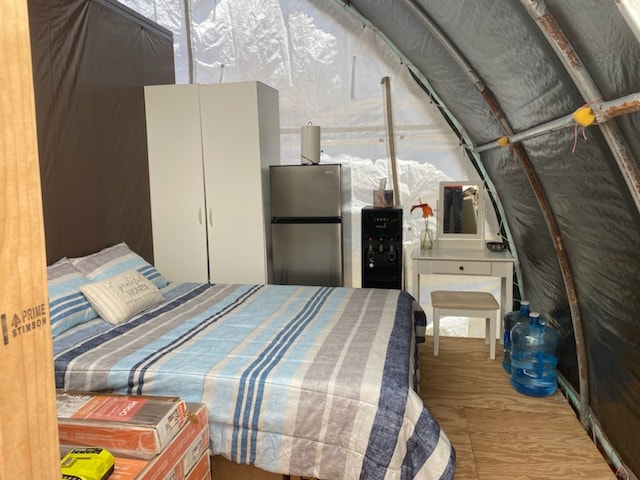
[519,0,640,438]
[522,0,640,211]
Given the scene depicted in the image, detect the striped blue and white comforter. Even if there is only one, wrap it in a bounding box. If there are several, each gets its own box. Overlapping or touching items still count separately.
[53,283,455,479]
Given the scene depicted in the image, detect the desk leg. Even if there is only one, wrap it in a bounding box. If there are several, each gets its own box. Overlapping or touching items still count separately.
[412,263,420,304]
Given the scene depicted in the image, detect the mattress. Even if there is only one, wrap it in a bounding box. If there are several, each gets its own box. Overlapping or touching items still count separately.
[53,282,455,479]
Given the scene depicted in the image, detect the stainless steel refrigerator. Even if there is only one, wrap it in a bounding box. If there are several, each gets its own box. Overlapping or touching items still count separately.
[269,164,348,287]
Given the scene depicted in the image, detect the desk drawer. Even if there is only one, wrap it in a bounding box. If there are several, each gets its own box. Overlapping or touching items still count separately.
[430,260,492,275]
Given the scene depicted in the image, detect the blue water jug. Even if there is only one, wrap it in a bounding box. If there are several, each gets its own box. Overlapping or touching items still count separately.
[510,312,559,397]
[502,300,530,373]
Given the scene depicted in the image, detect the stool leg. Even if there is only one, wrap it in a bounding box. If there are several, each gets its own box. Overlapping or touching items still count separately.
[489,311,497,360]
[485,317,490,345]
[433,307,440,356]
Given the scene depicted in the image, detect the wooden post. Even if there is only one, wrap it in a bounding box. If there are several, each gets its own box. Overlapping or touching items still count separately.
[1,0,61,478]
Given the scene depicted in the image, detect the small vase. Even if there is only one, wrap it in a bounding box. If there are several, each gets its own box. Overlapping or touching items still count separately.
[421,229,433,249]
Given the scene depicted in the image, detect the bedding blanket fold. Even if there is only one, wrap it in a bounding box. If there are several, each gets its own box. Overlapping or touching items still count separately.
[54,283,455,479]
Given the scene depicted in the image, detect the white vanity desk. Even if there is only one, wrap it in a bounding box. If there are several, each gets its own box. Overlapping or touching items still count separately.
[411,246,515,320]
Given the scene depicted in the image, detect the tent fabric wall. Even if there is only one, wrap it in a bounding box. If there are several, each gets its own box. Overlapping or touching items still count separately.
[29,0,175,265]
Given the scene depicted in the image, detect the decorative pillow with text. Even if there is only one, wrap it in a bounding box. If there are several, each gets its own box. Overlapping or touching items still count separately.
[80,269,164,325]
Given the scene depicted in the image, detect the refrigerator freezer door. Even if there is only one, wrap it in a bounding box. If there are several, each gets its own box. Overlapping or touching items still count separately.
[270,164,342,218]
[271,222,343,286]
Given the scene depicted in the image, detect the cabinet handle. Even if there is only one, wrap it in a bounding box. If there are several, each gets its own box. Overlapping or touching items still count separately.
[198,207,203,225]
[208,208,213,227]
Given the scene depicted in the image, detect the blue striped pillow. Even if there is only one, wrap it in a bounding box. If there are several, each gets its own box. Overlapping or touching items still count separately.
[48,258,99,337]
[71,243,169,289]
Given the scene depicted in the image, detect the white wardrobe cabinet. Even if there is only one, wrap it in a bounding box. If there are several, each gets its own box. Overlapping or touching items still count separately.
[144,82,279,284]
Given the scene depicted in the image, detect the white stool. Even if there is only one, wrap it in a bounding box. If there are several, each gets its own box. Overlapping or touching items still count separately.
[430,290,500,359]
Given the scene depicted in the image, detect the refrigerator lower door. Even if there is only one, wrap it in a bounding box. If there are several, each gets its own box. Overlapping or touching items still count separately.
[271,222,343,287]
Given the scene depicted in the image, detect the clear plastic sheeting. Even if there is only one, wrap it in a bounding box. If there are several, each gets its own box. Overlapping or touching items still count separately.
[120,0,480,283]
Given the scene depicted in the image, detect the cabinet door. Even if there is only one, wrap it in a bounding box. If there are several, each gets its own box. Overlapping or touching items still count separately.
[199,82,279,284]
[144,85,209,283]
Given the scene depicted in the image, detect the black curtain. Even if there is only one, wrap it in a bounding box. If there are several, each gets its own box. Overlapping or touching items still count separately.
[28,0,175,264]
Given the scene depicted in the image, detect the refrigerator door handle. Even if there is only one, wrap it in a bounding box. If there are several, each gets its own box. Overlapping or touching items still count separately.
[208,208,213,227]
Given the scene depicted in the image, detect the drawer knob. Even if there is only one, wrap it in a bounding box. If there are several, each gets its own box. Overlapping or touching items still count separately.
[459,265,464,271]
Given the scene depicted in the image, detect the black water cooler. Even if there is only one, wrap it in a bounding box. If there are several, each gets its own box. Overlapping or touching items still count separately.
[361,206,403,289]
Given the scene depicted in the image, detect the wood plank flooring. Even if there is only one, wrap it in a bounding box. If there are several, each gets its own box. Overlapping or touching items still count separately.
[420,336,616,479]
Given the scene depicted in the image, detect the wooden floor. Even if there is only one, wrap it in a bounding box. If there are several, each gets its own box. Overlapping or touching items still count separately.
[420,336,616,479]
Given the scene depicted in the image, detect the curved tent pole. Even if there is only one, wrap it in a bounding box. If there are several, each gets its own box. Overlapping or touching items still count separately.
[521,0,640,433]
[397,0,590,428]
[522,0,640,213]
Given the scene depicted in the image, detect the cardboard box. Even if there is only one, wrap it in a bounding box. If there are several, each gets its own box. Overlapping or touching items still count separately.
[181,421,210,475]
[185,451,211,480]
[140,403,209,480]
[108,457,150,480]
[57,391,188,458]
[60,403,209,480]
[134,402,208,480]
[161,464,183,480]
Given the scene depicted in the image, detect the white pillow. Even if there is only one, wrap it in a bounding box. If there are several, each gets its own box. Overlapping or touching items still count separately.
[80,269,163,325]
[71,242,169,289]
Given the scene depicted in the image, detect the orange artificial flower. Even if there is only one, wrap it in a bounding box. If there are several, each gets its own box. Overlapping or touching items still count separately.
[410,202,433,218]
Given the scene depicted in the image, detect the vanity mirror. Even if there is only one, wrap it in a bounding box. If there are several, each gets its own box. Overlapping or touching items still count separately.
[436,180,485,248]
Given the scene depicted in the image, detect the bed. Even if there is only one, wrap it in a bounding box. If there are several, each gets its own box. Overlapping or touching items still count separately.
[49,243,456,480]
